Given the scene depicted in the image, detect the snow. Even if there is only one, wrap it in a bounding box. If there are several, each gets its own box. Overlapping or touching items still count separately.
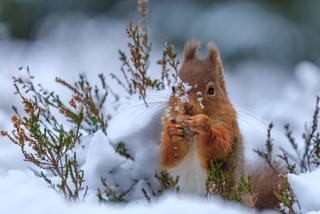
[294,62,320,92]
[288,168,320,213]
[82,130,127,189]
[0,12,320,214]
[196,91,205,110]
[174,77,192,104]
[0,170,272,214]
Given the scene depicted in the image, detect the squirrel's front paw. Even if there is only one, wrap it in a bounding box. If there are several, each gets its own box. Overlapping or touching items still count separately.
[186,114,212,134]
[167,122,185,138]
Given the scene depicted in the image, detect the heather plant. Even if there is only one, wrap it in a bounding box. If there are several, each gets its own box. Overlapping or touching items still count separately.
[55,74,109,135]
[111,0,179,107]
[0,69,111,200]
[115,142,134,160]
[97,171,180,203]
[97,177,139,203]
[0,0,181,204]
[157,42,180,88]
[255,96,320,174]
[96,0,181,202]
[254,96,320,213]
[205,160,255,204]
[142,171,180,202]
[275,175,302,214]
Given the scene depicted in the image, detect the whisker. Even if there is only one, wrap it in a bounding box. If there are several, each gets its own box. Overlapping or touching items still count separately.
[127,100,168,110]
[233,101,288,143]
[236,107,266,126]
[236,111,267,135]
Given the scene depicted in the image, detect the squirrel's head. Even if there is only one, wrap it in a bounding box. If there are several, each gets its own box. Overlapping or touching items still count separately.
[168,40,234,118]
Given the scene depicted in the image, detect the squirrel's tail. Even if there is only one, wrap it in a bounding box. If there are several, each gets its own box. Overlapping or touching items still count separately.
[250,164,283,210]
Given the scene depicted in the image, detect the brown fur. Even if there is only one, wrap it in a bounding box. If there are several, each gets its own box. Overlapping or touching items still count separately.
[252,165,282,210]
[183,39,201,61]
[160,116,190,169]
[160,40,280,209]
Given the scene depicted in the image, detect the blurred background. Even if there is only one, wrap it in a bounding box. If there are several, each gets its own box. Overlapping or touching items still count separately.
[0,0,320,137]
[1,0,320,64]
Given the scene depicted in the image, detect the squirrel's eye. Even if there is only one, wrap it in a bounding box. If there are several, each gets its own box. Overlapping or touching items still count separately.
[207,85,215,95]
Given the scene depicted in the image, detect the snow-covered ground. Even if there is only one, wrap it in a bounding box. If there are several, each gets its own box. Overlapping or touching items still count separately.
[1,169,274,214]
[0,14,320,214]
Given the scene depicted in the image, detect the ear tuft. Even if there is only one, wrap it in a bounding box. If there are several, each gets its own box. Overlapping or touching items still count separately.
[183,40,201,61]
[207,42,220,65]
[208,42,226,93]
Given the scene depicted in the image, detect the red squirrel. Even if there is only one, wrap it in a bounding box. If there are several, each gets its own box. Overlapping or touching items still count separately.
[160,40,280,209]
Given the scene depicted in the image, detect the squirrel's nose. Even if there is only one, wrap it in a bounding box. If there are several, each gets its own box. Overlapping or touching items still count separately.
[185,104,194,115]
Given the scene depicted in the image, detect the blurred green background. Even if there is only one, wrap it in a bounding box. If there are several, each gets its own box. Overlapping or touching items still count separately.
[1,0,320,66]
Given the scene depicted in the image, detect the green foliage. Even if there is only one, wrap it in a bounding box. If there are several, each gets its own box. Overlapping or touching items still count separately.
[0,0,181,204]
[255,96,320,175]
[154,171,180,195]
[228,177,254,202]
[254,96,320,213]
[110,0,179,107]
[115,142,134,160]
[142,172,180,202]
[276,175,301,214]
[206,160,230,197]
[100,0,181,202]
[0,69,111,201]
[97,170,179,203]
[97,177,132,203]
[157,42,180,87]
[97,170,180,204]
[206,160,255,203]
[56,73,109,135]
[111,21,162,106]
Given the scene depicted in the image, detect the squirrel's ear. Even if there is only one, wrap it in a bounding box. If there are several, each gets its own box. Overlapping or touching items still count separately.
[183,40,201,61]
[207,42,220,66]
[207,43,226,92]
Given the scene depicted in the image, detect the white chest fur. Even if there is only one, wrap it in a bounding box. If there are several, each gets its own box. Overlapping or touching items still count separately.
[168,139,207,195]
